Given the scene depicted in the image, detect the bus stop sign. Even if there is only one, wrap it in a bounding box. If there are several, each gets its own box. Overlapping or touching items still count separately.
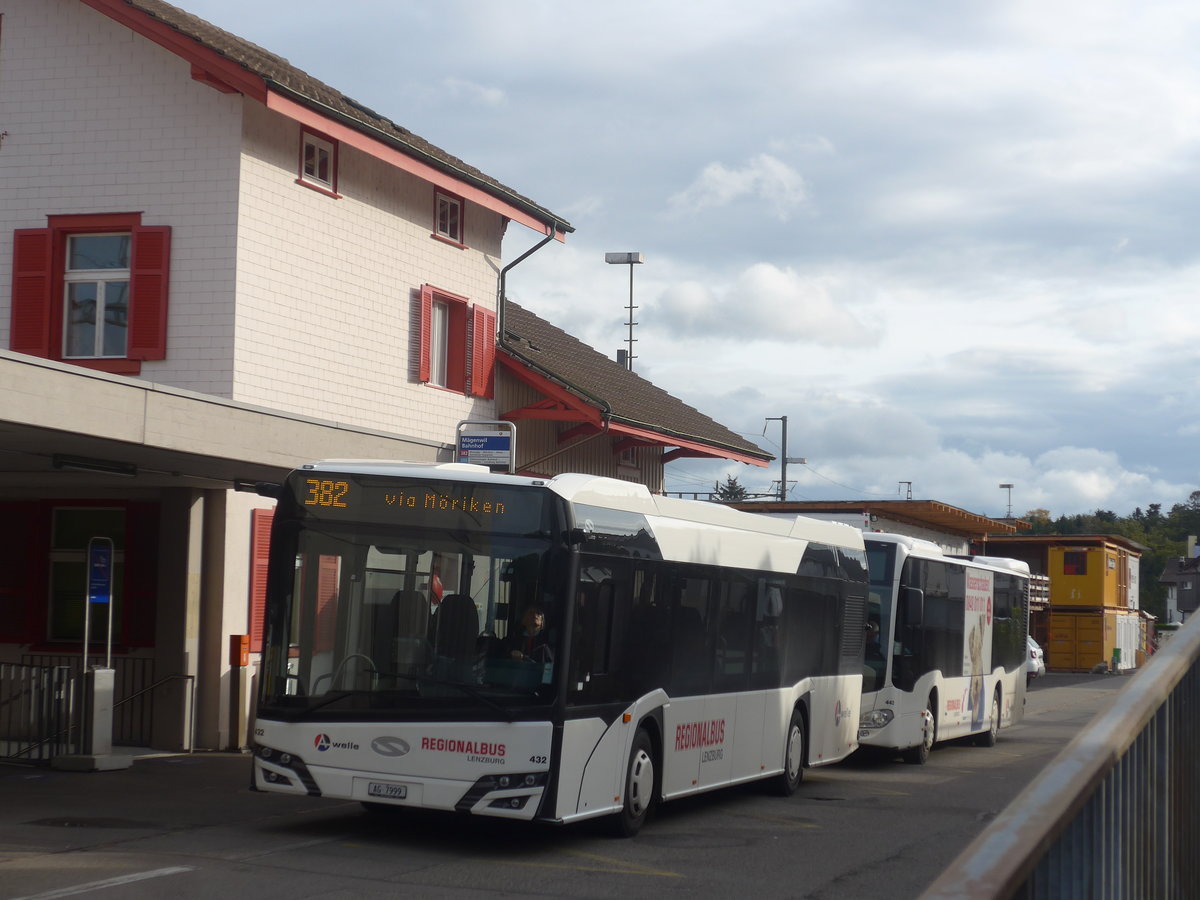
[87,537,114,605]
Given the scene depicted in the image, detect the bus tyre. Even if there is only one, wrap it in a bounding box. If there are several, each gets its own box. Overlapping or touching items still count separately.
[903,699,936,765]
[615,730,656,837]
[775,709,806,796]
[975,690,1001,747]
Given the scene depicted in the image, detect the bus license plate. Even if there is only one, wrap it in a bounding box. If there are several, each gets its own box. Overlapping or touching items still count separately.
[367,781,408,800]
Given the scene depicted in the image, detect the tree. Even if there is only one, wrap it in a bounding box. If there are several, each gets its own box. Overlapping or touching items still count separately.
[714,475,749,502]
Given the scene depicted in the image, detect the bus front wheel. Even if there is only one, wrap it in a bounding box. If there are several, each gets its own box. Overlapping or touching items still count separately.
[975,689,1001,747]
[615,730,656,837]
[775,709,806,796]
[903,698,936,765]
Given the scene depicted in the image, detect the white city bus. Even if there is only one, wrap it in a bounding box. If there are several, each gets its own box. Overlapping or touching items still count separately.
[250,461,869,834]
[857,534,1030,764]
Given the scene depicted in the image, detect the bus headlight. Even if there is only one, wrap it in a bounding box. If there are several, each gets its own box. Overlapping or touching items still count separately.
[859,709,894,729]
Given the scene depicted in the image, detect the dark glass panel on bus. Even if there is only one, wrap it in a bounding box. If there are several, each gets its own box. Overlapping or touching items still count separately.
[258,479,565,719]
[563,546,866,714]
[990,572,1027,673]
[863,540,896,692]
[571,504,662,559]
[892,558,966,690]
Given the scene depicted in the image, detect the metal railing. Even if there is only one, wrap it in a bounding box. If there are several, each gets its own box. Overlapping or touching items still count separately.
[922,612,1200,899]
[23,654,154,745]
[113,672,197,753]
[0,663,78,764]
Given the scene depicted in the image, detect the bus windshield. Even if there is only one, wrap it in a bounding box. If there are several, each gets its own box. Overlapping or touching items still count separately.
[258,480,564,719]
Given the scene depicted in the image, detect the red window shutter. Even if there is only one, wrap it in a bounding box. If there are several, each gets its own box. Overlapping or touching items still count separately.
[470,306,496,398]
[10,229,53,357]
[314,555,340,652]
[128,225,171,360]
[248,508,273,653]
[418,284,433,382]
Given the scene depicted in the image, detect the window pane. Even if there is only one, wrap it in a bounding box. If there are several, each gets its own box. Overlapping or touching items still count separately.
[430,300,449,386]
[49,508,126,643]
[53,508,126,550]
[50,559,124,642]
[102,281,129,357]
[65,283,98,357]
[68,235,130,270]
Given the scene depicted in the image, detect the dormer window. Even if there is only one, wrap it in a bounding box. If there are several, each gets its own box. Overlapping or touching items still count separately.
[298,129,339,196]
[434,191,464,246]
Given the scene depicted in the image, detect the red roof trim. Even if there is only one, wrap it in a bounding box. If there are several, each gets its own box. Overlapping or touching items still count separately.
[497,355,602,427]
[611,421,768,468]
[267,91,564,240]
[498,355,768,468]
[80,0,267,100]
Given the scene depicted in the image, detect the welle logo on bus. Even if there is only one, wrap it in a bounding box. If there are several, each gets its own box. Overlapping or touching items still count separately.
[294,475,545,534]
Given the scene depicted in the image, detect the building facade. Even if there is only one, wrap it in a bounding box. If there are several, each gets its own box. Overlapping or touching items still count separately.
[0,0,768,756]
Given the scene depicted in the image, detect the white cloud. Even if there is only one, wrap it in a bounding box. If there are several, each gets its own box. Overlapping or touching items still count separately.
[668,154,810,221]
[654,263,879,346]
[440,77,506,108]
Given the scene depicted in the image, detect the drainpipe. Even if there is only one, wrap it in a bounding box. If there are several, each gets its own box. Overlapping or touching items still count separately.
[496,225,614,467]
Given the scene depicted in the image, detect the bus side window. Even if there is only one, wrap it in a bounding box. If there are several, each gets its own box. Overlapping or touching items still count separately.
[669,574,711,696]
[750,579,783,689]
[625,568,669,698]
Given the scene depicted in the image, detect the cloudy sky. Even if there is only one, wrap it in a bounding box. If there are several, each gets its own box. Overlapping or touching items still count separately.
[179,0,1199,520]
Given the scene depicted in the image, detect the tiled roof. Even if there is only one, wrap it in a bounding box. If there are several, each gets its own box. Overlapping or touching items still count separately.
[501,301,771,463]
[107,0,570,233]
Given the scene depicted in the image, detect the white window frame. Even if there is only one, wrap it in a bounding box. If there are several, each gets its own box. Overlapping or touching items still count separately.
[62,233,130,359]
[435,191,463,244]
[301,131,336,191]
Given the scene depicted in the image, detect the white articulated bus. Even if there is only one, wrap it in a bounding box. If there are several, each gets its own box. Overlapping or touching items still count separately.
[858,534,1030,764]
[250,461,869,834]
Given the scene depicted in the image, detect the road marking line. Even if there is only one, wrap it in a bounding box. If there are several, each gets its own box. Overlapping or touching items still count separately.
[11,866,194,900]
[493,851,682,878]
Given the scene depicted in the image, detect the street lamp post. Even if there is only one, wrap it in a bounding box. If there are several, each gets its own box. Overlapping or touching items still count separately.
[605,252,644,370]
[999,483,1014,518]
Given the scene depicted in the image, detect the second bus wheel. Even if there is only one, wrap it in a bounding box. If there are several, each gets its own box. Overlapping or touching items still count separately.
[974,689,1001,747]
[775,709,806,796]
[615,730,657,837]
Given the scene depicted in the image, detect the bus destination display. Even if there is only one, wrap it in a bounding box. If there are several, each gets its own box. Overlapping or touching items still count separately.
[291,474,546,535]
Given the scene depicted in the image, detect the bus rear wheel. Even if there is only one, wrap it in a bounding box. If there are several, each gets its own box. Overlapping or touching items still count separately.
[903,698,936,765]
[975,689,1001,747]
[774,709,806,796]
[615,729,656,837]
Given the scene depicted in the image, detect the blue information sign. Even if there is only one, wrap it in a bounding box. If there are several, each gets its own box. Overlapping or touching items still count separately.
[87,538,114,605]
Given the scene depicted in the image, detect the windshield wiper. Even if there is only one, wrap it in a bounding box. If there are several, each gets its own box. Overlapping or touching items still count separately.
[275,675,516,722]
[283,690,358,719]
[385,672,514,721]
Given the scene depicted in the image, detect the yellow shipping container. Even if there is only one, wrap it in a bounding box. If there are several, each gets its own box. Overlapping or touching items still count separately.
[1047,609,1140,672]
[1048,545,1131,608]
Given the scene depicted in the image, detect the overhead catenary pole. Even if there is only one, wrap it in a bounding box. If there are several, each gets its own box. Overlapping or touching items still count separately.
[605,252,643,370]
